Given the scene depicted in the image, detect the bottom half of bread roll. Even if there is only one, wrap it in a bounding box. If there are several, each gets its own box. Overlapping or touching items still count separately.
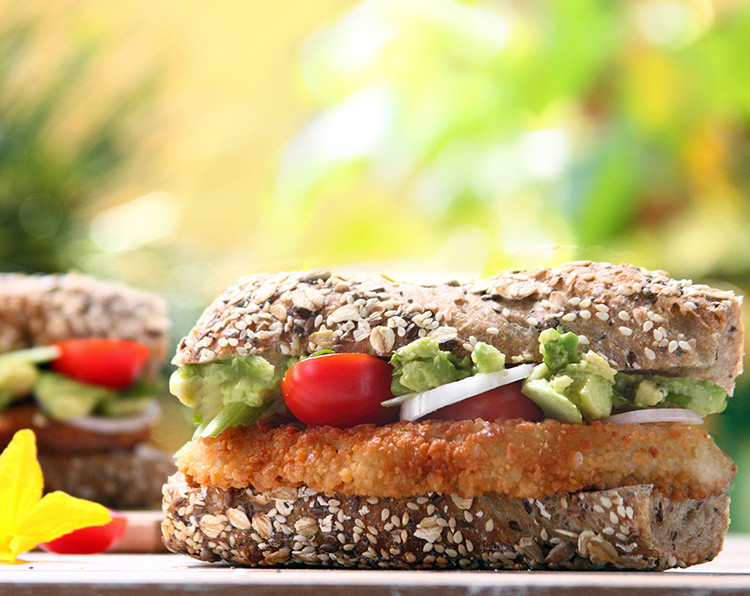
[162,473,729,570]
[42,445,176,510]
[162,419,736,570]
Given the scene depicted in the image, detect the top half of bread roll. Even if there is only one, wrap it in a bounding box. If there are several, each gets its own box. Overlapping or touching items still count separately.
[0,272,169,377]
[174,261,743,393]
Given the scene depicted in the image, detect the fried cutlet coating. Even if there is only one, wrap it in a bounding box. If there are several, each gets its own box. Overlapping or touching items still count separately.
[176,419,735,501]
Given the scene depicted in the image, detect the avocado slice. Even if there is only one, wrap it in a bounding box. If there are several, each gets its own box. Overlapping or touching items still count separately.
[34,372,114,420]
[99,395,153,417]
[0,359,39,408]
[577,375,613,420]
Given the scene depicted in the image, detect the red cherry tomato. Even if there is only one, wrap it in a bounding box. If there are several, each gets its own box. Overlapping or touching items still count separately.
[426,381,544,422]
[52,339,150,390]
[40,511,128,554]
[280,353,399,428]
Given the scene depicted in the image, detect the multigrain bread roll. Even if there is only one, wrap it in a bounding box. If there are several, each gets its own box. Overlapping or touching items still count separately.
[0,272,168,377]
[0,272,174,509]
[162,262,743,569]
[174,262,742,392]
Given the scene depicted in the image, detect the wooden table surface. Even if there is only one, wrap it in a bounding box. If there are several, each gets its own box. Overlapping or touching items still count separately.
[1,536,748,595]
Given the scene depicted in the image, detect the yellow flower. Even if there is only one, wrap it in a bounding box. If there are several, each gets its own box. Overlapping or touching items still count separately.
[0,429,110,564]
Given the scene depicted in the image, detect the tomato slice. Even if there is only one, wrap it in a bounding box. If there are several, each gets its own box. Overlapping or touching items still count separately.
[40,511,127,554]
[280,353,399,428]
[426,380,543,422]
[51,339,150,390]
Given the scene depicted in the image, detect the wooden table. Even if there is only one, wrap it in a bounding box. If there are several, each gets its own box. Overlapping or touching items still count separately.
[2,536,748,595]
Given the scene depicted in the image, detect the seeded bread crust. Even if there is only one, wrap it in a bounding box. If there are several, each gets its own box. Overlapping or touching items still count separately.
[0,272,169,377]
[173,262,743,392]
[41,445,175,510]
[162,472,729,570]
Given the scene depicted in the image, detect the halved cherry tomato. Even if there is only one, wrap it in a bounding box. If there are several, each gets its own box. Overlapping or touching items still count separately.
[280,353,399,428]
[426,381,543,422]
[40,511,127,554]
[51,339,150,390]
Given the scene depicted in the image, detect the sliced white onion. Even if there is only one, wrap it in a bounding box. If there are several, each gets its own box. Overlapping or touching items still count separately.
[400,364,535,422]
[65,401,161,434]
[601,408,704,426]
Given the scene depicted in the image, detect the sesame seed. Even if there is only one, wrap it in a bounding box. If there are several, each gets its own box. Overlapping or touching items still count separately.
[645,347,656,360]
[618,311,630,321]
[668,340,678,353]
[678,340,691,351]
[595,311,609,321]
[562,313,577,322]
[609,512,619,524]
[618,326,633,336]
[643,321,654,332]
[580,310,592,320]
[485,520,494,532]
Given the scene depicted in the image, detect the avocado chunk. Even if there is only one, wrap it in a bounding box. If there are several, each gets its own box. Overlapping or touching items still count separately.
[34,372,114,420]
[522,329,616,422]
[577,374,614,419]
[389,338,506,396]
[0,359,39,409]
[471,342,506,374]
[539,328,580,373]
[389,338,472,396]
[633,379,667,408]
[521,378,583,423]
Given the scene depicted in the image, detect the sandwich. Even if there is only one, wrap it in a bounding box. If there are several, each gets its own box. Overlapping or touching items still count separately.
[161,261,742,570]
[0,272,174,509]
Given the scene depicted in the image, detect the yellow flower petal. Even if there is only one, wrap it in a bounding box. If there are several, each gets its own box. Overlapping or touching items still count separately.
[22,491,110,544]
[6,535,42,564]
[0,430,111,563]
[0,429,43,535]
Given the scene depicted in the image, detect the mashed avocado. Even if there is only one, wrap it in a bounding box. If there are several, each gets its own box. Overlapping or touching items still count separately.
[169,330,729,434]
[614,373,727,416]
[389,338,505,396]
[169,355,293,438]
[521,327,728,422]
